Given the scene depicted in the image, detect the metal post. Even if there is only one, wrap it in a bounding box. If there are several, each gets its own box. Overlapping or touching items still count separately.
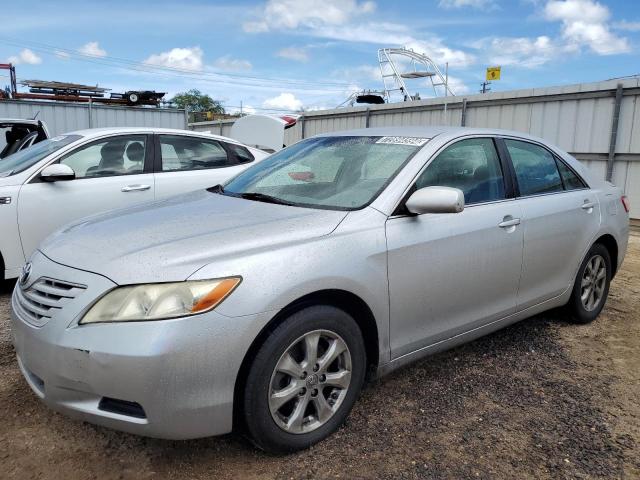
[300,116,306,139]
[219,119,223,135]
[606,83,624,182]
[365,108,371,128]
[184,107,189,129]
[443,62,448,124]
[460,98,467,127]
[88,98,93,128]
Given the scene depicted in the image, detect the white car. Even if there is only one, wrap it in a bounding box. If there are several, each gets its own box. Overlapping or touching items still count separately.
[0,127,268,280]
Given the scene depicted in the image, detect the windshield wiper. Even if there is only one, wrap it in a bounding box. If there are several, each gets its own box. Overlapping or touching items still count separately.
[206,184,225,194]
[239,192,294,206]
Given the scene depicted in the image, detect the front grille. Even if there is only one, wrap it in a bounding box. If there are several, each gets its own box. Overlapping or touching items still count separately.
[15,277,86,327]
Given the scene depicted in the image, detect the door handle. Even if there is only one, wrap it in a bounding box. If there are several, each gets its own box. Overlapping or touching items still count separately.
[498,217,521,228]
[121,184,151,192]
[581,201,595,210]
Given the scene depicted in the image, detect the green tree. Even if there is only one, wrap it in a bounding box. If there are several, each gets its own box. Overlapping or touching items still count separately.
[170,89,224,113]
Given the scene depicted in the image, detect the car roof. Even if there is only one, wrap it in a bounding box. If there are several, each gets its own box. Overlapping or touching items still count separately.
[63,127,246,145]
[314,126,549,144]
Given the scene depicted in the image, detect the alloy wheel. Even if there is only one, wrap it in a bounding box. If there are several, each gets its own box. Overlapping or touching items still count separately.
[268,329,352,434]
[580,254,607,312]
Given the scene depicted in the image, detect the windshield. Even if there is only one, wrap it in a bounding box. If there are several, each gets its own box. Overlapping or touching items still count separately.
[0,135,81,177]
[223,136,428,210]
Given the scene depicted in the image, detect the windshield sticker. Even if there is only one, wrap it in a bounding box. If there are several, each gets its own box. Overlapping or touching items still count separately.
[376,136,430,146]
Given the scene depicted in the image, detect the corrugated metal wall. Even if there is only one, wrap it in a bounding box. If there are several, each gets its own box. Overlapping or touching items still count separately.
[191,78,640,218]
[0,99,187,136]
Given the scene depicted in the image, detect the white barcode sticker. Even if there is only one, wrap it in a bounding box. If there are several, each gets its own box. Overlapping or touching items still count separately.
[376,136,430,146]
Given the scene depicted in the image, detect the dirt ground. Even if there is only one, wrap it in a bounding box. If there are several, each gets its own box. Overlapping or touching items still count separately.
[0,235,638,480]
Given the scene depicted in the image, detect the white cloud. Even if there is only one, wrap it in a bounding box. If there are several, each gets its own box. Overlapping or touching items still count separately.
[54,50,70,60]
[243,0,375,32]
[478,35,559,68]
[78,41,107,57]
[7,48,42,65]
[277,47,309,62]
[544,0,629,55]
[263,92,304,111]
[243,0,474,70]
[438,0,495,9]
[614,20,640,32]
[230,105,257,115]
[333,65,381,82]
[213,55,252,71]
[143,47,204,71]
[443,75,470,95]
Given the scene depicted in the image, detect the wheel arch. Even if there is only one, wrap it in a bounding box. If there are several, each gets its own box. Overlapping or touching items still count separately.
[594,233,619,278]
[0,250,4,282]
[232,289,379,429]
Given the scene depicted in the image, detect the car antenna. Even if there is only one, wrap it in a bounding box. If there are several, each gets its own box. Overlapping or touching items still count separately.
[30,111,40,120]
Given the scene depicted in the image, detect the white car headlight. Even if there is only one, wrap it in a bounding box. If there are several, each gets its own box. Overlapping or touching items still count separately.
[80,277,241,324]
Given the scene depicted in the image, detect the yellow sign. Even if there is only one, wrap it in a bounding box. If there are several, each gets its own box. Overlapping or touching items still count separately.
[486,66,501,81]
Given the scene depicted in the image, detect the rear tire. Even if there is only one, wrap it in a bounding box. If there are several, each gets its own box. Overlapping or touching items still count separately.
[567,243,611,324]
[242,305,366,453]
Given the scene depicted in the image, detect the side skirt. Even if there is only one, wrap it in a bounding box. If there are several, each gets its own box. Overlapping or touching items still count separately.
[375,287,572,378]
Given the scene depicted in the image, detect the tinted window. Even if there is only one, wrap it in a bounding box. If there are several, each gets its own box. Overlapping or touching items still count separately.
[506,139,563,196]
[415,138,505,205]
[224,136,425,210]
[228,143,254,164]
[59,135,147,178]
[556,158,586,190]
[160,135,231,171]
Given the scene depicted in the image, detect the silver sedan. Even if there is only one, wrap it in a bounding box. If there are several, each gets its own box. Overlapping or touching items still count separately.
[11,127,630,453]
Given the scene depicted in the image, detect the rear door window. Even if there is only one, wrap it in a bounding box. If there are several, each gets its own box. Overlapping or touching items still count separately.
[505,139,563,196]
[555,158,586,190]
[159,135,232,172]
[227,143,255,164]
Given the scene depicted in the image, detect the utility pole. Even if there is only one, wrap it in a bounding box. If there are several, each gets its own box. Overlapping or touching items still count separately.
[480,81,491,94]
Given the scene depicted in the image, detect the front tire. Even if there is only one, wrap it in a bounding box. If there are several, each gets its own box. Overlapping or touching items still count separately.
[243,305,366,453]
[567,243,611,324]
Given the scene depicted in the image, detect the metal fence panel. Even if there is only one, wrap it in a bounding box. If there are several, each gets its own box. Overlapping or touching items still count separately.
[0,99,186,136]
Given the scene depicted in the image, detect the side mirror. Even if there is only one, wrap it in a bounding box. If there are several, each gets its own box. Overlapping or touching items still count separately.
[405,186,465,215]
[40,164,75,182]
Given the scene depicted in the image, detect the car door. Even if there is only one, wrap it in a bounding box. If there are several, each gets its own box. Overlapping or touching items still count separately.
[501,138,601,310]
[153,134,252,199]
[17,134,155,258]
[386,137,524,359]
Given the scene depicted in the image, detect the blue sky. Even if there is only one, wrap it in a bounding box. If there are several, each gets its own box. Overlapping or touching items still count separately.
[1,0,639,113]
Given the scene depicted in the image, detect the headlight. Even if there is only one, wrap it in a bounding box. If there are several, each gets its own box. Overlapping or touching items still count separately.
[79,277,241,324]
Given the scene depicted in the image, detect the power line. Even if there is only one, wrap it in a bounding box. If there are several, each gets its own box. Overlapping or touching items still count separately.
[0,37,352,93]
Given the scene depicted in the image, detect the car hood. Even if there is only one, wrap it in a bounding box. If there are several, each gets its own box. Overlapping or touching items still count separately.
[40,190,348,284]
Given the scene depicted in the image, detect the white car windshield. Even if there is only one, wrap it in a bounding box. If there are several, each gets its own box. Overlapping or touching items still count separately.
[0,135,81,177]
[222,136,428,210]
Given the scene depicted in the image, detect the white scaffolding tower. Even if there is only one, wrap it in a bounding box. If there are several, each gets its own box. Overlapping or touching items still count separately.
[378,47,454,102]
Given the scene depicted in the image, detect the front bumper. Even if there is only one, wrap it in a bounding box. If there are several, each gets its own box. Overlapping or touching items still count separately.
[10,251,274,440]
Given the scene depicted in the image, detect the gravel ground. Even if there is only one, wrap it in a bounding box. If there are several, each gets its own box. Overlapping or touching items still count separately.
[0,235,638,480]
